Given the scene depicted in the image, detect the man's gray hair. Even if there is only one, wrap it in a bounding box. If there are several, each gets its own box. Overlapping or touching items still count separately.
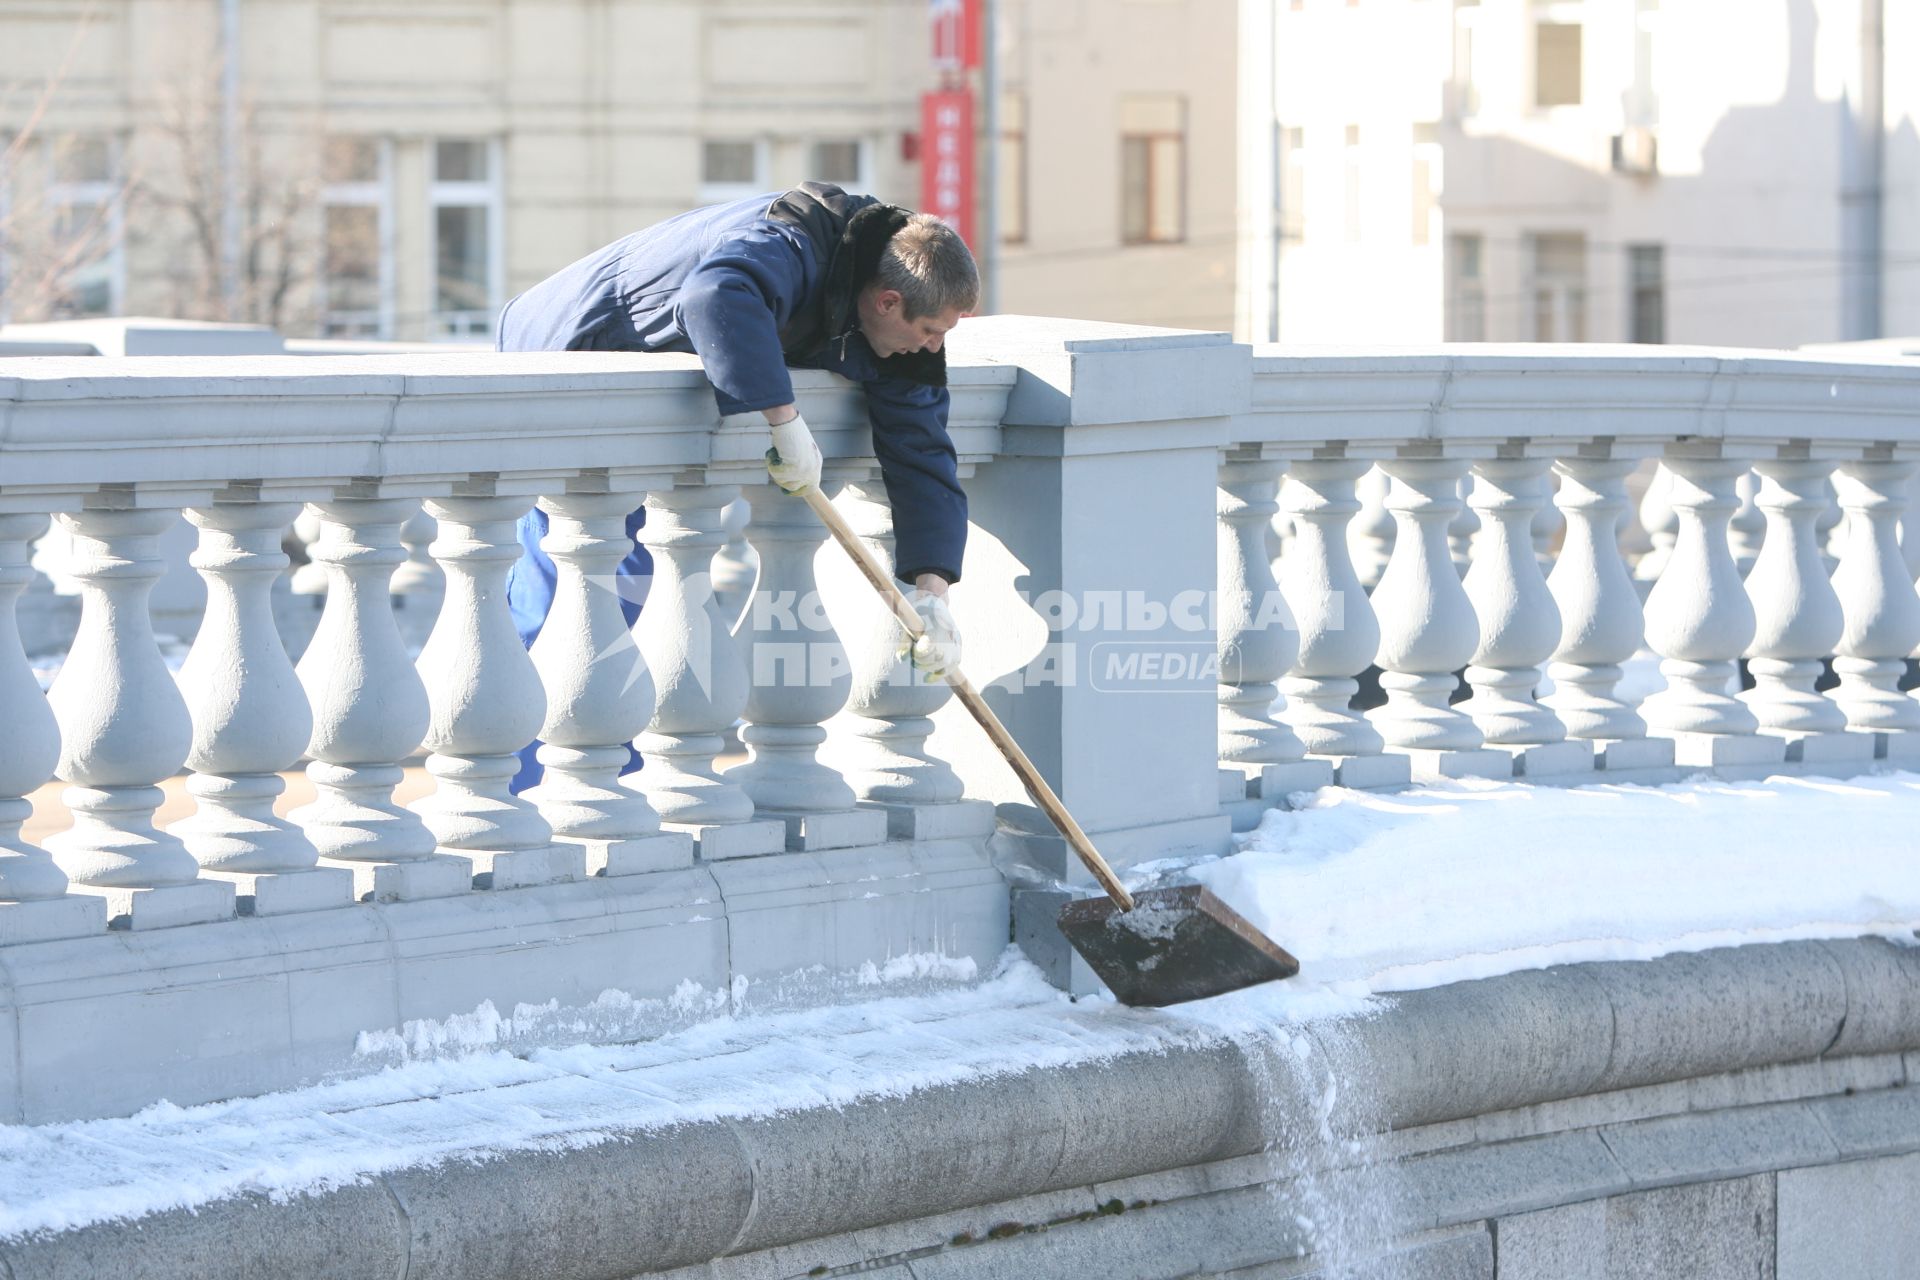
[875,213,980,318]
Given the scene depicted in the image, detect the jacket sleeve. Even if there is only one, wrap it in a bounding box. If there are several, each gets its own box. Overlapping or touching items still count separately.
[674,225,812,416]
[867,376,967,585]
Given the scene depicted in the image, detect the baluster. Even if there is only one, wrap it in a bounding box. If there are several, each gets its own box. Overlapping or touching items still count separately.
[822,478,994,839]
[727,483,888,851]
[1347,465,1395,590]
[44,506,235,928]
[634,484,785,859]
[1641,452,1784,767]
[525,487,693,875]
[1368,455,1506,779]
[1741,457,1868,765]
[1544,455,1673,771]
[410,493,580,889]
[1447,473,1479,575]
[289,507,330,596]
[1531,468,1565,572]
[1461,457,1591,776]
[0,514,106,942]
[710,496,757,630]
[1831,458,1920,762]
[1633,462,1677,585]
[1819,475,1846,573]
[1217,454,1329,809]
[168,498,351,914]
[293,496,469,901]
[1275,459,1408,788]
[1728,469,1766,576]
[1902,469,1920,580]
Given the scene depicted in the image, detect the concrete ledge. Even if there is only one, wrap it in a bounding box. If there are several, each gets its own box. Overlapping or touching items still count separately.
[4,937,1914,1279]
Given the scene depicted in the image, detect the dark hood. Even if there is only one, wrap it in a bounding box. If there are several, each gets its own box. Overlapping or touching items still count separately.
[765,182,946,388]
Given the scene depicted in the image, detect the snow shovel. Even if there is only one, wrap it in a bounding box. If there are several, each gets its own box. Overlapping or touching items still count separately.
[798,486,1299,1007]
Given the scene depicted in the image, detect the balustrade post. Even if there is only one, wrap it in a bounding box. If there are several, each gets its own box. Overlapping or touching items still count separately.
[168,498,351,914]
[1741,456,1869,765]
[1369,454,1508,779]
[1641,451,1786,767]
[726,481,888,851]
[1274,458,1408,788]
[821,477,993,840]
[45,505,236,929]
[1217,453,1329,811]
[1531,471,1565,572]
[1544,453,1674,771]
[525,485,693,875]
[292,496,470,901]
[1831,457,1920,761]
[1461,456,1592,776]
[1448,474,1479,575]
[410,492,582,889]
[0,513,107,942]
[634,484,785,859]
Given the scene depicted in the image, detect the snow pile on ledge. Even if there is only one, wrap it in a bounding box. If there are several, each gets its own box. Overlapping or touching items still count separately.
[1195,770,1920,996]
[1,770,1916,1239]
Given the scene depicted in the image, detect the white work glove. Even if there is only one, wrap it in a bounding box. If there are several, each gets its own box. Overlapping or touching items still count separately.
[899,588,962,682]
[766,412,823,494]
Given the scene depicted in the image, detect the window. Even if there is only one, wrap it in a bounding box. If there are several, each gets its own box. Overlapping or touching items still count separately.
[1343,125,1362,243]
[1411,123,1440,247]
[1535,21,1583,107]
[1528,232,1587,342]
[430,138,502,340]
[1629,244,1664,343]
[810,139,867,190]
[700,139,765,203]
[42,135,123,320]
[1447,233,1485,341]
[1120,96,1185,245]
[1279,125,1305,243]
[1000,93,1027,244]
[320,137,391,338]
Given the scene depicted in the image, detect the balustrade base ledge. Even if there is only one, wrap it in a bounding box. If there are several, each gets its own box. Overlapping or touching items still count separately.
[1779,730,1879,766]
[569,830,696,877]
[466,843,588,891]
[5,936,1915,1280]
[321,853,475,903]
[1880,733,1920,764]
[204,866,355,917]
[760,807,892,853]
[0,896,108,946]
[74,880,237,931]
[669,819,789,861]
[873,799,997,842]
[1660,731,1790,769]
[1591,736,1678,772]
[1316,752,1414,790]
[1391,747,1513,782]
[1498,740,1598,779]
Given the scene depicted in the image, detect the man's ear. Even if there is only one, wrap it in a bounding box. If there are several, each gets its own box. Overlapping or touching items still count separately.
[877,289,904,316]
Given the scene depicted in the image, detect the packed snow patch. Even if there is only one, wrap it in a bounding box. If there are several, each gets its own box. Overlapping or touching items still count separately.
[1,771,1916,1241]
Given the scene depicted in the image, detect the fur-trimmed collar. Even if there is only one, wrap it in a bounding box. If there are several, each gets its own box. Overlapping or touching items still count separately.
[766,182,947,389]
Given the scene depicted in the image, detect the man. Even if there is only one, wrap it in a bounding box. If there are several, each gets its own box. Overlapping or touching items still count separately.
[498,181,971,787]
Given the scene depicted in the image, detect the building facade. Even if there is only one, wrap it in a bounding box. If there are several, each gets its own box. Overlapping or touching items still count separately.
[1238,0,1919,348]
[0,0,1239,341]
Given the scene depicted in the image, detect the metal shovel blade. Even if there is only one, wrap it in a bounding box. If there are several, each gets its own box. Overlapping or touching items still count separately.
[1056,884,1300,1008]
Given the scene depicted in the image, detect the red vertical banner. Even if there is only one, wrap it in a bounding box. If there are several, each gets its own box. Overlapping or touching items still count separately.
[920,88,975,248]
[929,0,981,73]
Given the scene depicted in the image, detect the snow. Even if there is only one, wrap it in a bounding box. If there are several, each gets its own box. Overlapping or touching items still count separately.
[1,770,1916,1241]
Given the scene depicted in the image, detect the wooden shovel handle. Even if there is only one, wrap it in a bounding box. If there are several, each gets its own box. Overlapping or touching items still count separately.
[799,485,1136,912]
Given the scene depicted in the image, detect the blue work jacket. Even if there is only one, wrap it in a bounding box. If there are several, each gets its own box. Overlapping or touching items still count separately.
[498,186,968,651]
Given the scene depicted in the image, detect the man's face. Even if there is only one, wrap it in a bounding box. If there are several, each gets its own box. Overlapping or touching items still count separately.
[857,287,965,358]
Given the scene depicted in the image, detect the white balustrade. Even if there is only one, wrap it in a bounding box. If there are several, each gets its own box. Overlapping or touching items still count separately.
[1831,458,1920,756]
[1369,455,1504,778]
[1544,454,1672,770]
[727,482,888,851]
[293,496,468,900]
[411,493,581,889]
[0,513,106,941]
[635,484,785,859]
[525,486,693,875]
[1741,457,1865,764]
[1461,456,1589,776]
[1274,458,1405,787]
[169,499,349,914]
[45,506,236,928]
[1217,455,1328,804]
[1641,452,1784,766]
